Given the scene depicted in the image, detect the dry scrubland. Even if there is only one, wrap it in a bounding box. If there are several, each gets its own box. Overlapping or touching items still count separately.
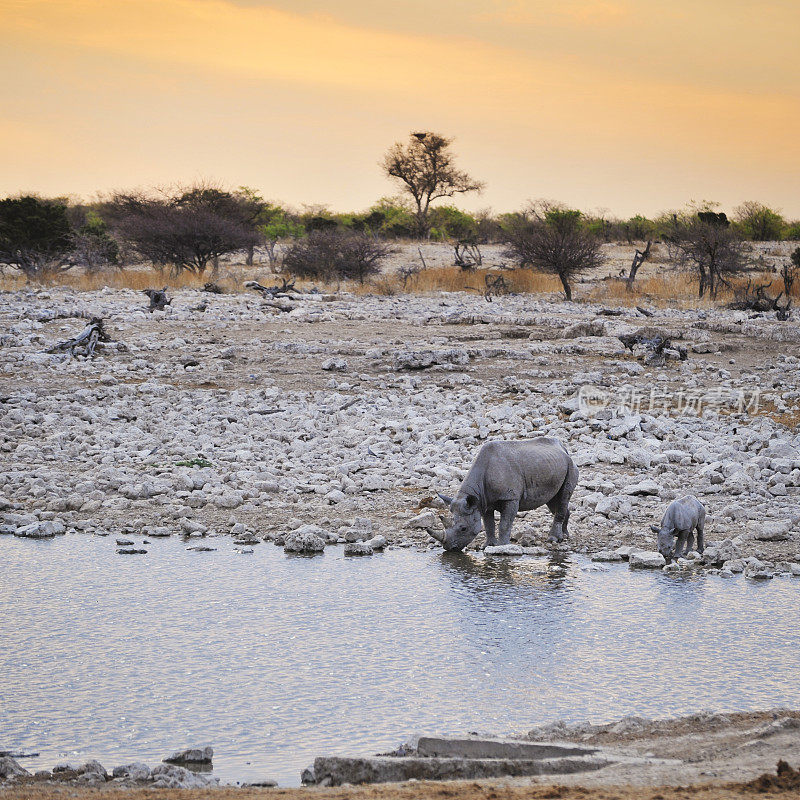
[2,241,800,572]
[1,241,797,305]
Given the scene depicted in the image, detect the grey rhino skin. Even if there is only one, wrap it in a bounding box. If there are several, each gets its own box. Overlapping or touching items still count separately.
[650,494,706,561]
[433,437,578,551]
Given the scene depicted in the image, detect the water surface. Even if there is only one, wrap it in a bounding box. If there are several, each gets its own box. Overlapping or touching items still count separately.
[1,535,798,786]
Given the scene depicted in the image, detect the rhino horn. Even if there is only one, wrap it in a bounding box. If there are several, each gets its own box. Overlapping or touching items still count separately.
[428,527,445,544]
[437,492,454,506]
[649,524,660,534]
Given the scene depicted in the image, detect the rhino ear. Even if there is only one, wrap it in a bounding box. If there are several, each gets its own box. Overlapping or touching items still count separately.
[437,492,454,506]
[649,524,660,534]
[465,494,479,509]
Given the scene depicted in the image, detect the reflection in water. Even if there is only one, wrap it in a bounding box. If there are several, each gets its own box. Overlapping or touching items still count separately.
[437,550,569,591]
[0,535,798,788]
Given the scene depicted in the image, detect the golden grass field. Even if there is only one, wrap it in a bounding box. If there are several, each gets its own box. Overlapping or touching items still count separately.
[0,241,796,309]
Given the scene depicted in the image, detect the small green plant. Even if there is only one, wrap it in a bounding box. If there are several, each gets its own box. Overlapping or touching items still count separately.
[175,457,212,468]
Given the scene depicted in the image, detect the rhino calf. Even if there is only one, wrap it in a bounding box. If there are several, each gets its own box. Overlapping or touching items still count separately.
[432,437,578,552]
[651,495,706,561]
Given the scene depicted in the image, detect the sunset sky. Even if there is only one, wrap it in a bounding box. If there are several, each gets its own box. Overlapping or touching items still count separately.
[2,0,798,217]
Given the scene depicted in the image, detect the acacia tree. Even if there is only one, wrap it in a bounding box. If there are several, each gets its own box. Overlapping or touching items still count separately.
[501,202,604,301]
[104,185,259,275]
[669,213,750,298]
[0,195,74,278]
[382,132,484,238]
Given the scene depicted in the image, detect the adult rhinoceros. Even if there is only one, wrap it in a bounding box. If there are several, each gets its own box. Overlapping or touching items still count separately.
[432,437,578,552]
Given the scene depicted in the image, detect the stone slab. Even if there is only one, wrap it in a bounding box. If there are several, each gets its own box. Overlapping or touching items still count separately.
[416,736,599,760]
[312,754,612,786]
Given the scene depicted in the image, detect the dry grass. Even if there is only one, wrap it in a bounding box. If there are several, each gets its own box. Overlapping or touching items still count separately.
[586,273,713,308]
[351,266,562,296]
[2,261,796,312]
[0,268,209,293]
[589,270,798,309]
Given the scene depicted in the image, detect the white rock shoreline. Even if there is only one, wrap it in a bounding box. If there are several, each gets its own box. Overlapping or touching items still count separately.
[1,285,799,570]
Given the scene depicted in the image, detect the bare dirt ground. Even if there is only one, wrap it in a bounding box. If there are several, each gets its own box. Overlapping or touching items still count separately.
[3,711,800,798]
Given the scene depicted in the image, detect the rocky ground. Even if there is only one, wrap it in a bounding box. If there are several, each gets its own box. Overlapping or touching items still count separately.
[2,711,800,798]
[1,283,799,575]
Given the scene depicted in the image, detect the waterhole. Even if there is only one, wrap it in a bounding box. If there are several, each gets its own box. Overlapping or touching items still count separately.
[1,535,798,786]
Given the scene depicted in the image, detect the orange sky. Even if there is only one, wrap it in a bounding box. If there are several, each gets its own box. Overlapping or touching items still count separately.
[1,0,798,217]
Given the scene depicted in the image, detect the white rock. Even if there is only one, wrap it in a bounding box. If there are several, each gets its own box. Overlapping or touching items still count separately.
[344,542,373,555]
[484,544,524,556]
[591,550,623,562]
[0,756,30,779]
[150,764,218,789]
[629,550,666,569]
[284,530,325,553]
[406,510,438,530]
[623,479,660,496]
[112,762,151,781]
[321,357,348,372]
[364,534,387,550]
[702,539,741,565]
[722,558,746,573]
[163,746,213,764]
[753,520,792,541]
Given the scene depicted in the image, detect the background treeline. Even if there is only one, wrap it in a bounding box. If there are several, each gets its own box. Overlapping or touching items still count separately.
[1,186,798,279]
[2,131,798,300]
[2,188,800,315]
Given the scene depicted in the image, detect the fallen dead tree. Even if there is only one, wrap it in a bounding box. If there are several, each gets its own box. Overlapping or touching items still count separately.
[245,277,296,297]
[729,278,792,320]
[48,318,110,357]
[454,240,482,269]
[143,287,171,312]
[619,327,687,367]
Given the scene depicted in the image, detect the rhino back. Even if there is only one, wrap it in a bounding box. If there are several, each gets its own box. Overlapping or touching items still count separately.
[663,495,705,530]
[465,438,570,508]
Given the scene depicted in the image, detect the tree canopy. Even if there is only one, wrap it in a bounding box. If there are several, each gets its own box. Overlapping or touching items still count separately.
[382,132,483,238]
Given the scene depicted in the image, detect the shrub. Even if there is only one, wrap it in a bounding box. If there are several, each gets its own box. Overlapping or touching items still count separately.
[782,221,800,241]
[733,201,784,241]
[282,231,395,283]
[623,214,657,242]
[67,207,119,271]
[428,205,479,241]
[357,198,416,238]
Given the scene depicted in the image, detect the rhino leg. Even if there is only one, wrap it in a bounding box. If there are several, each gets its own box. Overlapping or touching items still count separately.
[547,502,565,542]
[549,459,578,543]
[674,530,690,557]
[696,522,705,554]
[483,511,497,547]
[547,476,575,543]
[497,500,519,545]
